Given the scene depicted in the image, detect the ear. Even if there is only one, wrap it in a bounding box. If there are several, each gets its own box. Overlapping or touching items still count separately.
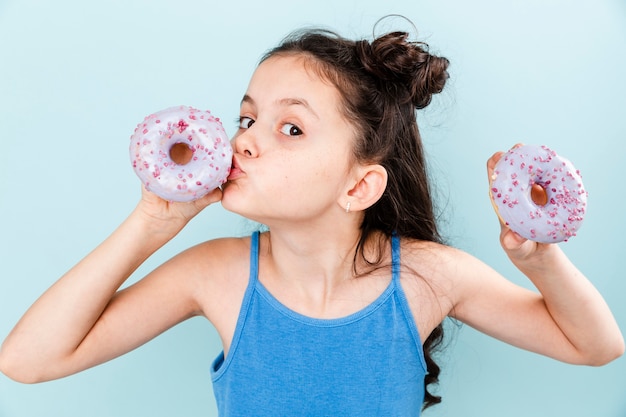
[342,164,388,212]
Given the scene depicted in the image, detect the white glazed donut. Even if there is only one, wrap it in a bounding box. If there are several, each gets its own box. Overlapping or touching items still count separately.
[489,144,587,243]
[130,105,233,202]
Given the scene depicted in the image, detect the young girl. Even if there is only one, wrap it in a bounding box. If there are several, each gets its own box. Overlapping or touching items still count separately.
[0,26,623,416]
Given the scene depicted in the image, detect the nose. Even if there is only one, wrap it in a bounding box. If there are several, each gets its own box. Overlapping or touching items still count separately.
[232,128,258,158]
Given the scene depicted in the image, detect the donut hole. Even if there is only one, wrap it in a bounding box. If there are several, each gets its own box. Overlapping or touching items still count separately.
[531,183,548,206]
[169,142,193,165]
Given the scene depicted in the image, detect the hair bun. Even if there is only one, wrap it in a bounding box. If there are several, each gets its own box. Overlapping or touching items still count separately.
[355,31,449,109]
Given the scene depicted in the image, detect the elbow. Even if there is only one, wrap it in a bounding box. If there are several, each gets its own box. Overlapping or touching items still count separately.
[596,333,626,366]
[1,340,81,384]
[0,346,46,384]
[598,339,626,366]
[1,371,42,385]
[579,336,625,367]
[0,363,46,385]
[0,360,36,385]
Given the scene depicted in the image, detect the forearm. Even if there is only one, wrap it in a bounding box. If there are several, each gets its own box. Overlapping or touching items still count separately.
[517,245,624,365]
[0,208,174,380]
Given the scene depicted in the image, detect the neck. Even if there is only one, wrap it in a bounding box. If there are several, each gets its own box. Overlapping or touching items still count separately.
[261,222,362,290]
[256,223,394,319]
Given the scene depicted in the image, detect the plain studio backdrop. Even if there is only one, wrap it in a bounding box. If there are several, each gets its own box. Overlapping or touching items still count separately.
[0,0,625,416]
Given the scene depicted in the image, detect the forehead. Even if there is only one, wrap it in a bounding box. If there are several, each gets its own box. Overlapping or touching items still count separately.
[245,55,340,106]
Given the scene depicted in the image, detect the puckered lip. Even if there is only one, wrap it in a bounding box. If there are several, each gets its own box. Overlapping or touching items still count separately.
[227,155,245,181]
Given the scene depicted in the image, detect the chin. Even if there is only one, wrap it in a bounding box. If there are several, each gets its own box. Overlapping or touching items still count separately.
[221,186,249,217]
[220,187,237,213]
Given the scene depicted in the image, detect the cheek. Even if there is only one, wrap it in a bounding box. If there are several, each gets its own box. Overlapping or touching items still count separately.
[262,142,353,193]
[292,153,351,200]
[292,152,340,183]
[317,146,352,179]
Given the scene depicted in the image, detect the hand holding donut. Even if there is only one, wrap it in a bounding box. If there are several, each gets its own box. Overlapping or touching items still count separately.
[487,150,537,259]
[488,144,588,250]
[128,105,234,235]
[130,183,223,239]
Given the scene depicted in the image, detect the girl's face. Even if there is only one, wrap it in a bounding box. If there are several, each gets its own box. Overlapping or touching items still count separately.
[221,55,359,226]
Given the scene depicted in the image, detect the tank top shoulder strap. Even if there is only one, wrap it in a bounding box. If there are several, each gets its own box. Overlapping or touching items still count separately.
[390,231,427,371]
[391,231,401,283]
[249,231,260,284]
[209,231,261,380]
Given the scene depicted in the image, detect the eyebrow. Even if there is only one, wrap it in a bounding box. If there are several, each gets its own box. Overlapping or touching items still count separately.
[241,94,320,120]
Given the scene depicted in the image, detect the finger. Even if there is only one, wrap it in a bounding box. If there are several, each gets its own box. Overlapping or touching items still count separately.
[500,226,528,251]
[139,184,166,204]
[486,142,526,176]
[487,151,504,178]
[193,187,223,209]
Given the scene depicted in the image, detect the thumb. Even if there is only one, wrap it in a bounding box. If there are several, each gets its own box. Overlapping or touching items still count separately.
[192,187,223,210]
[500,227,527,251]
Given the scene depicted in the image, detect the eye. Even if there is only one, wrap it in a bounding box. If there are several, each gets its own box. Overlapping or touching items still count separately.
[280,123,303,137]
[238,116,255,129]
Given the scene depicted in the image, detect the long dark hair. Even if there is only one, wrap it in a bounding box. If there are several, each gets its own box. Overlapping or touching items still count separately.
[261,24,450,410]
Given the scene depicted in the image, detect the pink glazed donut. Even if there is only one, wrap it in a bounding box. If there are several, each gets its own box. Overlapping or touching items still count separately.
[130,105,233,202]
[489,144,587,243]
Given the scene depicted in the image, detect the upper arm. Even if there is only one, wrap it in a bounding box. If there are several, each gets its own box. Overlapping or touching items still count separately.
[63,238,246,377]
[446,249,583,363]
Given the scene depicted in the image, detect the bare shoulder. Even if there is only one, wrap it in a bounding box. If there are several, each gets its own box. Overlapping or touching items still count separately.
[399,238,467,287]
[185,235,253,275]
[397,238,490,341]
[185,235,253,294]
[174,235,254,335]
[400,238,494,290]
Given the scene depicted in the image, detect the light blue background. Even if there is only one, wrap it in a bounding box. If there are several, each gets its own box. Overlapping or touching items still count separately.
[1,0,625,416]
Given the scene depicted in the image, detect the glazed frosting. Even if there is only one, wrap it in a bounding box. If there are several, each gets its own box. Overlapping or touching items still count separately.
[130,105,232,202]
[490,144,587,243]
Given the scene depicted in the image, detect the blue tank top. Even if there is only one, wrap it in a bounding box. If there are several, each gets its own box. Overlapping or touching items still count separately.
[211,232,426,416]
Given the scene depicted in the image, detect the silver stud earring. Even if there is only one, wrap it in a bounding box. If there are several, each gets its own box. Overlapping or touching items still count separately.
[345,202,351,213]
